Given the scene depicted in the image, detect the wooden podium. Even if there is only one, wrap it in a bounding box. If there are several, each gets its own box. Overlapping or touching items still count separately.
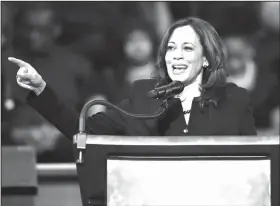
[2,146,37,206]
[73,135,279,206]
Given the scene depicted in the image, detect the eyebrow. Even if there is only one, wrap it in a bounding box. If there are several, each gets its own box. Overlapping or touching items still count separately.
[168,41,194,47]
[184,42,194,47]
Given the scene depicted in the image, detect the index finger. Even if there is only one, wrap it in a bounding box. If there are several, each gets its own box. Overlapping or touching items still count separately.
[8,57,29,67]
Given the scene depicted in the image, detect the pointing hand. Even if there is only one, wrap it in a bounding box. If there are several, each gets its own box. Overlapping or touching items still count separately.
[8,57,46,95]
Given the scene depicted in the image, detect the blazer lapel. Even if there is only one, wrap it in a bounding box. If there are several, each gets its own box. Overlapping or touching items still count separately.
[160,99,215,136]
[159,98,186,136]
[187,102,212,135]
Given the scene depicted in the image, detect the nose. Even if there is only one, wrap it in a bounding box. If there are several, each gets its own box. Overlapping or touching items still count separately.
[173,48,183,60]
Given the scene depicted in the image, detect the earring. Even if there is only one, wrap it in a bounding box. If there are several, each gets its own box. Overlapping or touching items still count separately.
[202,61,209,68]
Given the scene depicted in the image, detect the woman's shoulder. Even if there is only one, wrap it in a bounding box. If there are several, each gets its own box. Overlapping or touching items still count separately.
[224,82,252,107]
[204,82,251,105]
[225,83,251,99]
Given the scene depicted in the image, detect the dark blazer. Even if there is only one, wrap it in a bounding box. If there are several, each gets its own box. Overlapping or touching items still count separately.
[27,79,257,140]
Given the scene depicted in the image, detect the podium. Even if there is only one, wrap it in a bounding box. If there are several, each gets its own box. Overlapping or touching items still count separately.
[2,146,37,206]
[73,135,279,206]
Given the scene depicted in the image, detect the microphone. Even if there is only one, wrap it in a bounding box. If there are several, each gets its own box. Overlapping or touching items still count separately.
[147,81,185,98]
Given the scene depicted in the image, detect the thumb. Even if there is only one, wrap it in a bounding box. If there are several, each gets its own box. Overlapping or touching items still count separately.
[23,67,28,73]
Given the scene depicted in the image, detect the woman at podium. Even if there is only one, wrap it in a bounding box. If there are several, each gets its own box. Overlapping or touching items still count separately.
[8,17,257,138]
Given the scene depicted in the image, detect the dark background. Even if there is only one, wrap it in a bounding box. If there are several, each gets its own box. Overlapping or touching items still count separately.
[1,1,279,163]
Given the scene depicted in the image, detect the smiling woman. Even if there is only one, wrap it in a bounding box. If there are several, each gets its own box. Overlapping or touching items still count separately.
[157,17,227,90]
[155,17,231,128]
[165,25,206,84]
[8,17,256,137]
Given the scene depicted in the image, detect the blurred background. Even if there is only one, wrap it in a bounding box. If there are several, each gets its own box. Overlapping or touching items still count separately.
[1,1,279,162]
[1,2,279,206]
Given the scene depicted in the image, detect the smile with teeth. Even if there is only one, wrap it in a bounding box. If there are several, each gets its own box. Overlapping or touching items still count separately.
[172,65,188,74]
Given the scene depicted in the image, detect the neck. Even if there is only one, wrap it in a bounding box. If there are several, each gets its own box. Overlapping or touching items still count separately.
[177,71,203,101]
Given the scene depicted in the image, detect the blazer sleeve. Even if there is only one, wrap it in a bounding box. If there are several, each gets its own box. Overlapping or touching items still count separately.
[27,86,131,140]
[239,91,257,135]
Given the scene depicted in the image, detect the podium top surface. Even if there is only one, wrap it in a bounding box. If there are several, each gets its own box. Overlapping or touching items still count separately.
[73,135,279,146]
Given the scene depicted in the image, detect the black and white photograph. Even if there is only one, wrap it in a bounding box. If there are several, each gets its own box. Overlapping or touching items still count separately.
[1,1,279,206]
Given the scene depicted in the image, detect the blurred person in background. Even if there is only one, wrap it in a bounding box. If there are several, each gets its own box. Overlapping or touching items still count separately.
[257,106,279,136]
[136,2,173,38]
[82,18,162,114]
[9,17,257,138]
[250,2,279,135]
[1,2,18,145]
[50,2,173,115]
[2,2,15,113]
[224,35,258,92]
[6,2,94,162]
[223,33,278,135]
[102,19,161,104]
[1,3,15,53]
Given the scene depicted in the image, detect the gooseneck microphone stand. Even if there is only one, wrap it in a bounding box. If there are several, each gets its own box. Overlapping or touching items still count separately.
[75,99,169,163]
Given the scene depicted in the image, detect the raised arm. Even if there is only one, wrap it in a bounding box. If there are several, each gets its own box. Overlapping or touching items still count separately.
[8,57,129,140]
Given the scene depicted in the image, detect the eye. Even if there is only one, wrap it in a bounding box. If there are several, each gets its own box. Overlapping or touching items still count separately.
[167,45,175,50]
[183,46,193,51]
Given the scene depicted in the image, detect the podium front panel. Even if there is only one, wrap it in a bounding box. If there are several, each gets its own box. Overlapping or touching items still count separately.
[73,135,279,206]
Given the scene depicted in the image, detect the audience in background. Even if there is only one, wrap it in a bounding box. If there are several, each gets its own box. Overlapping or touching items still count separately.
[83,19,161,117]
[223,32,279,135]
[224,35,258,92]
[1,2,17,145]
[250,2,279,134]
[1,2,279,163]
[102,19,160,104]
[55,2,136,72]
[80,18,162,117]
[6,2,94,162]
[169,2,261,35]
[136,2,173,38]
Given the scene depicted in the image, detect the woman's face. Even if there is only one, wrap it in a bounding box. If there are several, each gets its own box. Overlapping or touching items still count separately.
[165,25,206,84]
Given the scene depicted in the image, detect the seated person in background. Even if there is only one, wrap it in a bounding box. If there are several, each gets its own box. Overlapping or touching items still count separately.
[7,2,94,162]
[8,17,257,140]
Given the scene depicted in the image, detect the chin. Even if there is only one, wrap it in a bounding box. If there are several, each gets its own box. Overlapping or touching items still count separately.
[169,77,185,83]
[170,73,190,82]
